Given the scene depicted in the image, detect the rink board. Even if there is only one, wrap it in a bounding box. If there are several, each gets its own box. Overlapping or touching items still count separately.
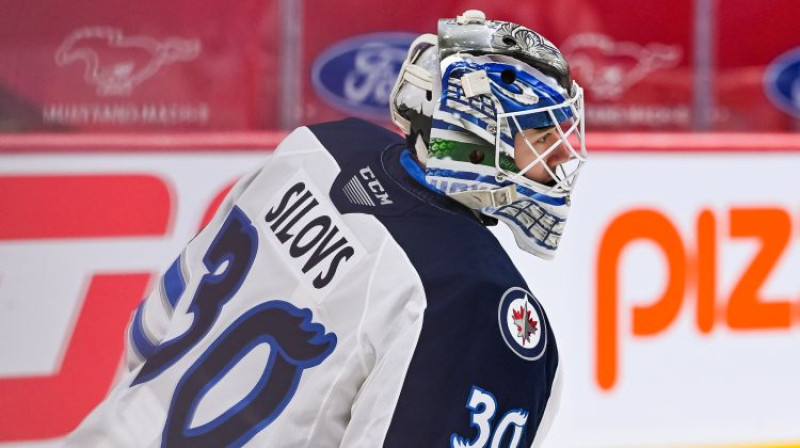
[1,133,800,447]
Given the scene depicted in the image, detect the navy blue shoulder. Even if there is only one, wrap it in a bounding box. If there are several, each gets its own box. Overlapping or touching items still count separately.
[308,118,403,165]
[309,118,475,220]
[307,120,531,292]
[309,118,424,218]
[308,118,558,446]
[380,212,559,447]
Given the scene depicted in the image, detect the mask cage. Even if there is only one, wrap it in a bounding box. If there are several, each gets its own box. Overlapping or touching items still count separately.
[495,83,586,197]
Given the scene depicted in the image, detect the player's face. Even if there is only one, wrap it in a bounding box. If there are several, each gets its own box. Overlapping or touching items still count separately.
[514,126,572,185]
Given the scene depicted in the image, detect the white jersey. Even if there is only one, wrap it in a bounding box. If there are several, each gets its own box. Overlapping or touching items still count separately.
[64,118,561,448]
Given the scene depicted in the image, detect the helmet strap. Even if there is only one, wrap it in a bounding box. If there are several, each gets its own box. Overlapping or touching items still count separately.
[405,110,433,163]
[447,184,518,209]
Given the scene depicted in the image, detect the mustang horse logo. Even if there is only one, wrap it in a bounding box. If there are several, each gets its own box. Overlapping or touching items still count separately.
[55,27,201,96]
[562,33,682,100]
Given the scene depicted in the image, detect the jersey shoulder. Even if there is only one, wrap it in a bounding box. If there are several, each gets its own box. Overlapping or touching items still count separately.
[307,117,404,161]
[381,223,560,447]
[304,118,558,446]
[308,118,426,217]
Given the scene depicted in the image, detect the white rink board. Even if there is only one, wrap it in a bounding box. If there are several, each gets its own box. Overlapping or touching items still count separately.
[498,152,800,448]
[0,151,267,448]
[1,151,799,447]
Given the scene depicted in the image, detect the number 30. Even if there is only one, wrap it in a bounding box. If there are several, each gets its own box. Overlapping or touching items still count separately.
[450,386,529,448]
[132,207,336,447]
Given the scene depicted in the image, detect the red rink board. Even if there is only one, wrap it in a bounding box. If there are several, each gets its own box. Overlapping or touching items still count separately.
[2,131,800,153]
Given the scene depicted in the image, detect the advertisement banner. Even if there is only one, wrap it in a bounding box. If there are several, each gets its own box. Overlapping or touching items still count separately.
[0,0,279,132]
[2,1,798,133]
[716,0,800,131]
[0,148,267,447]
[502,147,800,447]
[302,0,694,131]
[2,134,800,447]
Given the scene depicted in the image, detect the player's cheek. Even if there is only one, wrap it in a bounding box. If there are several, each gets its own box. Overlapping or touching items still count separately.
[551,143,571,165]
[523,164,547,183]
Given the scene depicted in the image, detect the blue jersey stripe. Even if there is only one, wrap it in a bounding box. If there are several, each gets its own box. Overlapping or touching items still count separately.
[163,257,186,309]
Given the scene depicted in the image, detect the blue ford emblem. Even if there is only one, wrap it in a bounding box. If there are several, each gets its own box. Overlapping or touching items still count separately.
[312,32,418,120]
[764,47,800,118]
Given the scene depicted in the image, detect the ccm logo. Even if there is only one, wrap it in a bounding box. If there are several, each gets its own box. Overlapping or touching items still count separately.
[359,166,392,205]
[596,207,799,391]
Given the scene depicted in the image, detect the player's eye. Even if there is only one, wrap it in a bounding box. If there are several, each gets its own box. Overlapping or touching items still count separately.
[536,135,548,144]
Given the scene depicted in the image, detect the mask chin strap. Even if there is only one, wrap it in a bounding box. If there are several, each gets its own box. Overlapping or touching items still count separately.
[447,184,518,209]
[414,134,430,163]
[401,108,433,164]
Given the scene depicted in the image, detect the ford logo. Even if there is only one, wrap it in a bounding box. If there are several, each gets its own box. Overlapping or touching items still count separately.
[764,47,800,118]
[312,32,418,120]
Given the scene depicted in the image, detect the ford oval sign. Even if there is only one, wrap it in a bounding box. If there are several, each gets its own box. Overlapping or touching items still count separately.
[312,33,418,120]
[764,47,800,118]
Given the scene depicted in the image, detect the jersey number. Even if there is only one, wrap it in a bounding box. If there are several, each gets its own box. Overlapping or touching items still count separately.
[450,386,529,448]
[132,207,337,447]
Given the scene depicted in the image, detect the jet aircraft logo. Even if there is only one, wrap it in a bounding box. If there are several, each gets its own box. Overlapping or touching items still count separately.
[512,305,538,345]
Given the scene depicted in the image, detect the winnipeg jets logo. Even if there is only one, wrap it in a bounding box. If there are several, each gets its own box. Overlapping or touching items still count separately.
[512,305,538,344]
[498,287,547,360]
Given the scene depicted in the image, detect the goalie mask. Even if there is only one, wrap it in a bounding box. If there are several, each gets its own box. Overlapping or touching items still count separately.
[390,10,587,260]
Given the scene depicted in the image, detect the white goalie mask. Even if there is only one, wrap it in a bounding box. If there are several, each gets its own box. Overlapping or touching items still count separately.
[390,10,587,260]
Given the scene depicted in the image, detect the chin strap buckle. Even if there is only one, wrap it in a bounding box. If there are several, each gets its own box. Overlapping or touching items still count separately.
[448,184,518,209]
